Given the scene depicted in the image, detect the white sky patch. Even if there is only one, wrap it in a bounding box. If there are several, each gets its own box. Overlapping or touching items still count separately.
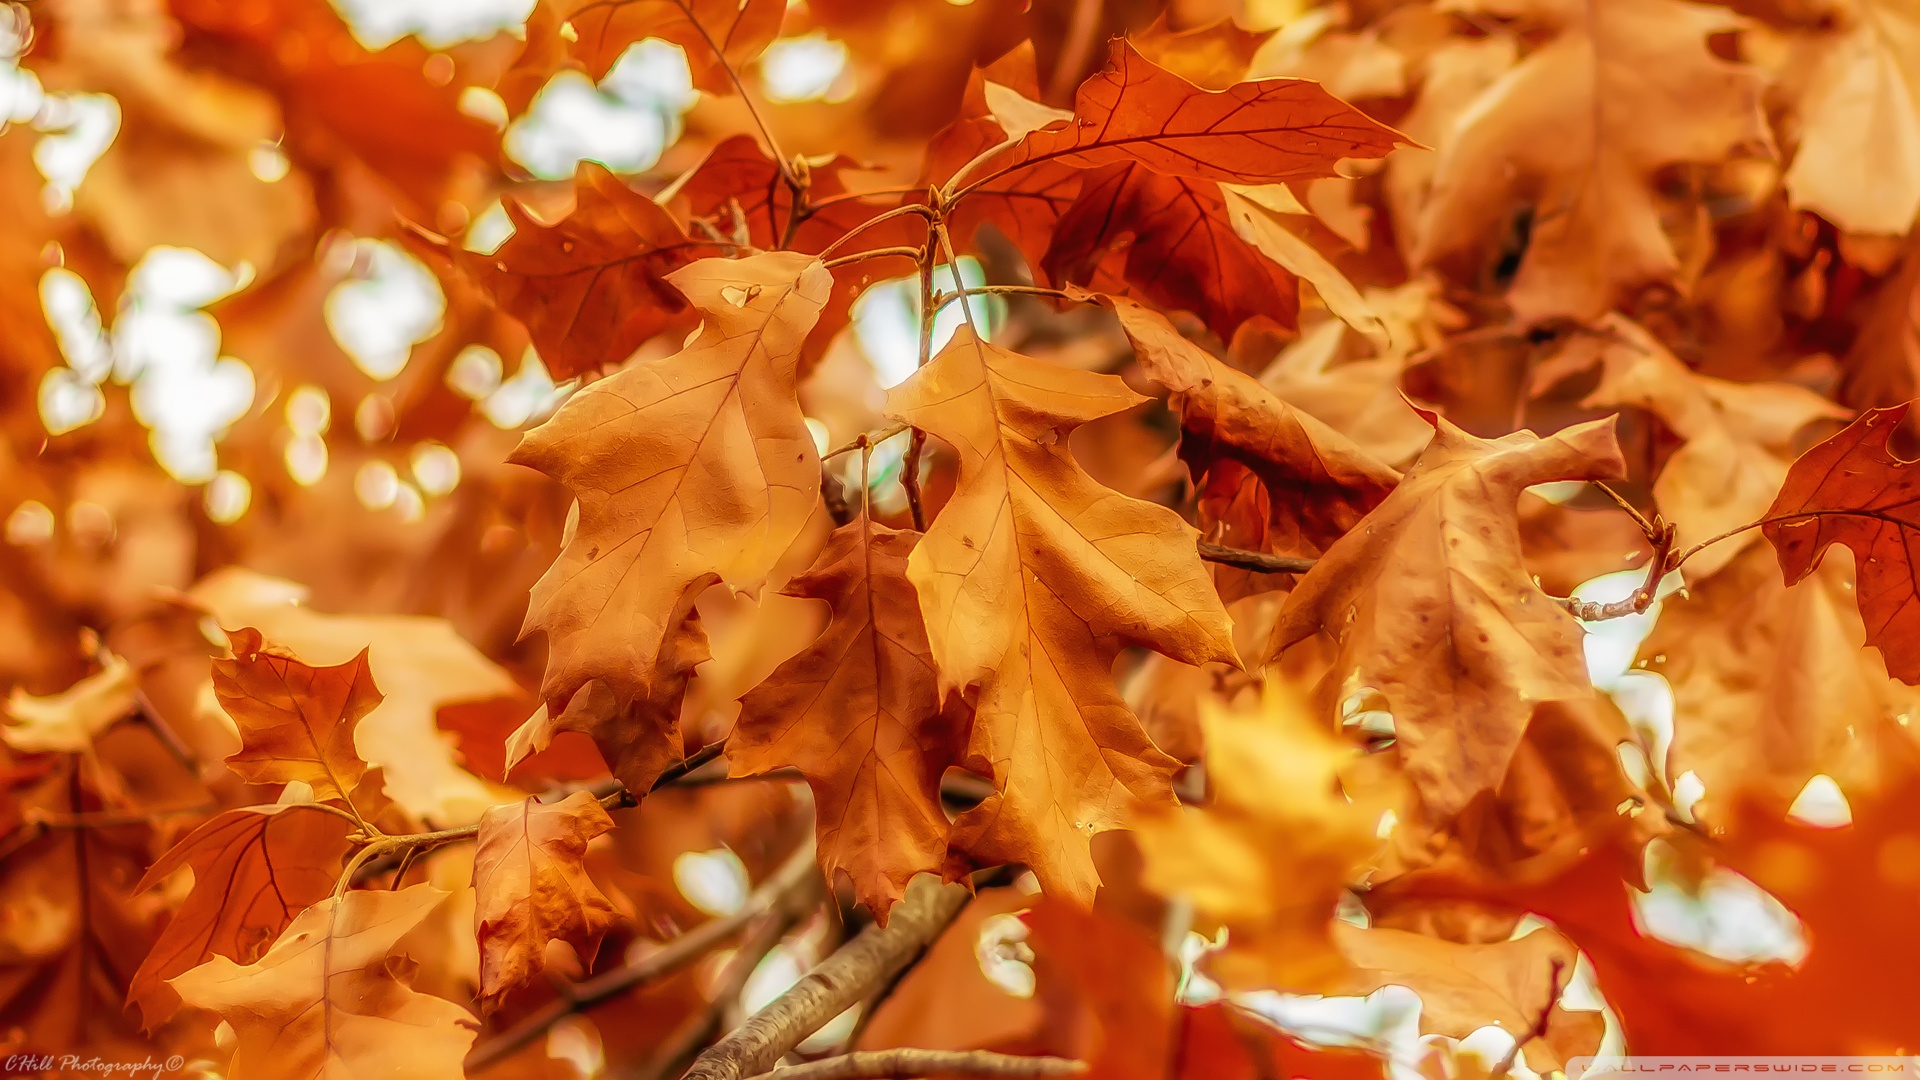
[33,91,118,212]
[481,346,574,429]
[673,848,749,917]
[506,39,696,180]
[760,32,854,104]
[324,238,446,381]
[851,258,1003,389]
[1633,837,1808,965]
[328,0,534,50]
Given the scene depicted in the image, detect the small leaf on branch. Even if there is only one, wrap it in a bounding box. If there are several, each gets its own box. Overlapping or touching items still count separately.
[473,791,622,1013]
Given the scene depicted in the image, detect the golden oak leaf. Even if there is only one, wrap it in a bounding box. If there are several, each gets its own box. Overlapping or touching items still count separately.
[171,885,477,1080]
[1129,15,1271,91]
[1044,164,1301,341]
[467,164,721,381]
[512,253,830,729]
[884,328,1237,902]
[1763,402,1920,682]
[1219,184,1392,352]
[1532,314,1846,581]
[1784,0,1920,235]
[1414,0,1771,321]
[473,791,621,1012]
[504,591,707,796]
[191,570,521,826]
[1640,542,1920,812]
[1267,413,1626,822]
[1134,686,1381,993]
[213,626,377,806]
[1096,293,1401,561]
[1,652,136,754]
[555,0,786,90]
[998,40,1407,188]
[128,801,354,1028]
[1383,36,1518,267]
[729,516,969,918]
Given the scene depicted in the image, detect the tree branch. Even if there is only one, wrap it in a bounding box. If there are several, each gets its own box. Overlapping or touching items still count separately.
[681,876,973,1080]
[466,839,823,1074]
[760,1051,1087,1080]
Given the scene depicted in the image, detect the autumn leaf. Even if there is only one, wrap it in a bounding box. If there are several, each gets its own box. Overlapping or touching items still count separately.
[170,885,477,1080]
[1044,165,1300,342]
[1640,543,1919,812]
[554,0,787,90]
[191,569,523,826]
[1267,412,1626,823]
[1763,403,1920,683]
[473,791,621,1012]
[885,328,1237,902]
[986,40,1407,190]
[1333,923,1599,1069]
[1094,292,1401,560]
[1783,0,1920,235]
[729,515,968,918]
[512,252,831,739]
[2,652,136,754]
[127,800,354,1028]
[1532,314,1847,581]
[1133,686,1380,993]
[213,626,377,806]
[1414,0,1771,321]
[463,163,723,381]
[923,72,1081,271]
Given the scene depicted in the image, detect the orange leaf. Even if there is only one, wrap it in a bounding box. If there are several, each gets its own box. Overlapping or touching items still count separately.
[1765,403,1920,683]
[469,164,723,380]
[170,885,477,1079]
[473,791,622,1012]
[999,40,1407,188]
[730,515,970,918]
[512,253,831,728]
[128,802,354,1028]
[884,329,1237,902]
[1045,165,1299,341]
[1268,413,1626,822]
[555,0,787,90]
[213,627,378,805]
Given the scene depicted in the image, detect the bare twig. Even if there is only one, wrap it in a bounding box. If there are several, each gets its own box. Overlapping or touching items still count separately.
[682,877,974,1080]
[903,246,938,531]
[824,247,924,272]
[466,840,822,1074]
[1196,541,1316,575]
[635,901,806,1080]
[825,424,909,461]
[759,1051,1087,1080]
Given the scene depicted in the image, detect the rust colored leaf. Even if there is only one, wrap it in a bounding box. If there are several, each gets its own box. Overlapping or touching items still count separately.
[213,627,378,805]
[730,516,969,919]
[473,791,622,1012]
[1267,413,1626,823]
[468,164,722,380]
[1095,293,1401,557]
[1764,402,1920,683]
[991,40,1407,189]
[512,252,831,723]
[884,329,1237,902]
[556,0,787,89]
[1045,165,1300,341]
[170,885,477,1079]
[128,802,354,1028]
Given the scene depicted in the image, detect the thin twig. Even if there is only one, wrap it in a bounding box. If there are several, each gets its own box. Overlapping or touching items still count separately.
[823,246,924,271]
[825,424,910,461]
[673,0,797,190]
[1197,541,1316,575]
[760,1051,1087,1080]
[466,840,822,1074]
[682,877,974,1080]
[814,205,939,263]
[635,901,806,1080]
[929,285,1075,317]
[903,247,939,532]
[1557,518,1675,621]
[1591,481,1659,542]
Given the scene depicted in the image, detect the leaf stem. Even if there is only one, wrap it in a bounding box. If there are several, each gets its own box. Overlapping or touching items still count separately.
[823,246,925,271]
[814,204,939,263]
[673,0,798,192]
